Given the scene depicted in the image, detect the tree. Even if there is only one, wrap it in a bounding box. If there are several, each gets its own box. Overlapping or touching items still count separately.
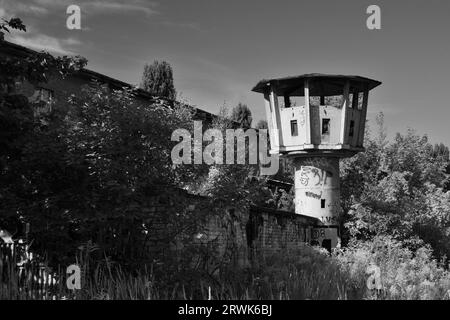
[255,119,268,130]
[0,16,282,275]
[0,17,26,40]
[432,143,450,161]
[340,113,450,259]
[1,17,205,267]
[140,60,176,100]
[0,17,88,262]
[231,103,252,129]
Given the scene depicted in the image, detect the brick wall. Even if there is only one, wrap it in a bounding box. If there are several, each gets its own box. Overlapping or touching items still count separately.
[145,186,319,268]
[247,206,317,258]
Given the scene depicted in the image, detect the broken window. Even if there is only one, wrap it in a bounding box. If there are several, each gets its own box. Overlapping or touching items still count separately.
[290,120,298,136]
[31,87,54,103]
[321,199,326,208]
[325,95,342,107]
[357,92,364,110]
[322,118,330,135]
[31,87,54,117]
[349,120,355,137]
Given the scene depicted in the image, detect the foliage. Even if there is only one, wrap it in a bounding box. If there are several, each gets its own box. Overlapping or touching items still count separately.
[0,244,365,300]
[3,17,450,301]
[3,238,450,300]
[140,60,177,100]
[255,119,268,130]
[1,19,87,251]
[230,103,253,129]
[0,17,26,40]
[190,105,271,210]
[0,18,206,267]
[340,113,450,259]
[335,236,450,300]
[1,80,206,266]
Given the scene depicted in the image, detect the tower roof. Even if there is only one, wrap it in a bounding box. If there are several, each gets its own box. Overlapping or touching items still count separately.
[252,73,382,96]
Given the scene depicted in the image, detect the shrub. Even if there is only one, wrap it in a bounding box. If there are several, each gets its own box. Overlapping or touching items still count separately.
[335,236,450,300]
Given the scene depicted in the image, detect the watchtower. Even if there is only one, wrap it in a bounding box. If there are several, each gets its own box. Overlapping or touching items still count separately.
[252,74,381,248]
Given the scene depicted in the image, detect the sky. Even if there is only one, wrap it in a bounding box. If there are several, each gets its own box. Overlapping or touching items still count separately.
[1,0,450,144]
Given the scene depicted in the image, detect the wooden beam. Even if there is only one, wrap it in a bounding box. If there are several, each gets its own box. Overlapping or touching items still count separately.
[269,85,283,149]
[352,90,358,109]
[263,92,273,126]
[351,90,360,146]
[304,79,311,144]
[339,81,350,144]
[357,84,369,147]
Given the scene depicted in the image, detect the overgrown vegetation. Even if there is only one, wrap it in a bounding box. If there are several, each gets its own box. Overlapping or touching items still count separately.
[341,113,450,261]
[1,17,450,300]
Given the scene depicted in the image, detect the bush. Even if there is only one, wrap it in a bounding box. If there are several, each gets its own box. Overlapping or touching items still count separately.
[335,236,450,300]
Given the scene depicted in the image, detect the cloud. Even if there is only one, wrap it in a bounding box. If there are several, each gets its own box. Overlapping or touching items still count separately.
[84,0,159,16]
[7,33,80,55]
[0,0,48,16]
[2,0,159,17]
[28,5,49,15]
[160,20,204,32]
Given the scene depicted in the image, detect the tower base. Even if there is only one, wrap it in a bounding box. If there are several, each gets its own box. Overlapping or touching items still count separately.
[291,156,341,226]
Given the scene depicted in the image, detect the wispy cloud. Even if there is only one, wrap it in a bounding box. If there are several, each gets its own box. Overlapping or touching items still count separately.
[8,32,80,55]
[0,0,48,16]
[84,0,159,16]
[160,20,205,32]
[1,0,159,17]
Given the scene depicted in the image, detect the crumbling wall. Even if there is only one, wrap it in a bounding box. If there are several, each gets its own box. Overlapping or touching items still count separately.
[245,207,316,259]
[146,187,318,267]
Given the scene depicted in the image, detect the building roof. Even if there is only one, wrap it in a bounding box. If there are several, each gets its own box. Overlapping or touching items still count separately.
[0,40,215,122]
[252,73,382,96]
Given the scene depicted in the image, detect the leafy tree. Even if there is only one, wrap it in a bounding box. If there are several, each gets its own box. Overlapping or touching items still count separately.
[140,60,177,100]
[340,113,450,259]
[0,17,276,272]
[0,17,88,260]
[231,103,253,129]
[0,18,205,267]
[0,17,26,40]
[192,105,269,206]
[255,120,268,130]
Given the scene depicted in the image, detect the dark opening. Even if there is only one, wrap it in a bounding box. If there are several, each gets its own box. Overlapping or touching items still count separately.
[311,240,320,246]
[284,95,291,108]
[290,120,298,136]
[321,239,332,253]
[321,199,326,208]
[349,120,355,137]
[322,118,330,135]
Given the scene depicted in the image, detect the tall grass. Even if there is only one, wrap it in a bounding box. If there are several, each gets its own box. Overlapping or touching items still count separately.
[2,238,450,300]
[335,236,450,300]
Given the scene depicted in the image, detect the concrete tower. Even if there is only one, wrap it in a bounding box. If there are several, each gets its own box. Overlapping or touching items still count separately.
[252,74,381,248]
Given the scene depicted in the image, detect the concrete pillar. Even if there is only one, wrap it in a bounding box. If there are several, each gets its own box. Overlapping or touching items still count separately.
[292,156,340,226]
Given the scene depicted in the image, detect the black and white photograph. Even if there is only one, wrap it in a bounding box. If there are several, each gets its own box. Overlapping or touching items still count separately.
[1,0,450,308]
